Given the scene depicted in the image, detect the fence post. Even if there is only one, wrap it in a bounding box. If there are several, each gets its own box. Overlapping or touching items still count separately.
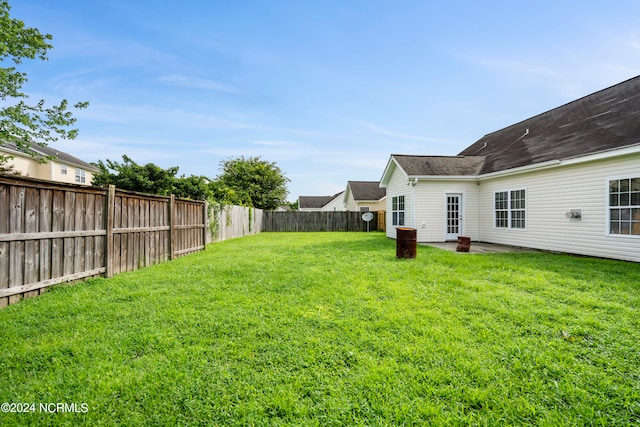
[105,185,115,278]
[203,201,209,245]
[168,194,175,260]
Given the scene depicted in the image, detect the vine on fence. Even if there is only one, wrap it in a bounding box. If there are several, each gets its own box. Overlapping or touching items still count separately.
[208,202,222,240]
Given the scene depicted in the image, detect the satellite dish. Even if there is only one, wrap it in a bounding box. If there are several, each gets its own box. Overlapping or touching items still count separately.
[362,212,374,232]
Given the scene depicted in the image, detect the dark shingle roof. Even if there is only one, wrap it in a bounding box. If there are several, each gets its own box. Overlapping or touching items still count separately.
[458,75,640,174]
[299,193,342,209]
[391,155,486,176]
[348,181,386,201]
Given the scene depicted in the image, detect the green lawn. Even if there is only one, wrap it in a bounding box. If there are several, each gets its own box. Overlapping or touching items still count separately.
[1,232,639,426]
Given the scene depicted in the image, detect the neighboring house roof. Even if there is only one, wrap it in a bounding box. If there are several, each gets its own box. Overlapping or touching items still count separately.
[346,181,386,201]
[0,141,99,172]
[459,75,640,174]
[299,192,344,209]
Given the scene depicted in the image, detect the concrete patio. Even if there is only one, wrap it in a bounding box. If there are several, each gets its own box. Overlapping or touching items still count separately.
[421,241,539,254]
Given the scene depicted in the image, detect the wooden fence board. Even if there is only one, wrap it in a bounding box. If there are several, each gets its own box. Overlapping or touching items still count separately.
[39,189,52,283]
[0,176,206,307]
[24,187,39,298]
[262,211,379,232]
[51,190,64,279]
[9,186,25,292]
[0,184,9,295]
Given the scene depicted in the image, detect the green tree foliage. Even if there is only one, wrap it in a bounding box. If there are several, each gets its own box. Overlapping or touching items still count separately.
[208,180,252,207]
[173,174,213,200]
[92,154,289,208]
[0,0,88,171]
[92,155,180,195]
[217,156,289,210]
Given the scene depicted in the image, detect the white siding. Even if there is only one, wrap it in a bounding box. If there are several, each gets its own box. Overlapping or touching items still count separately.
[478,153,640,262]
[413,181,480,242]
[384,165,480,242]
[7,156,95,186]
[357,198,386,212]
[322,195,346,211]
[344,192,358,211]
[384,164,412,239]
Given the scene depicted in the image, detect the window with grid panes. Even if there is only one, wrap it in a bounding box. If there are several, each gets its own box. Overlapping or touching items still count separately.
[392,195,405,226]
[494,189,526,229]
[608,178,640,236]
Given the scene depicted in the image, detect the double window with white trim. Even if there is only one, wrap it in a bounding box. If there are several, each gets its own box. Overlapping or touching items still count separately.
[75,168,86,183]
[494,189,526,229]
[608,177,640,236]
[392,195,405,226]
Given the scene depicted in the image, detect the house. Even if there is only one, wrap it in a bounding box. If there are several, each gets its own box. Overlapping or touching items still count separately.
[343,181,386,212]
[0,141,99,186]
[298,192,346,211]
[380,75,640,262]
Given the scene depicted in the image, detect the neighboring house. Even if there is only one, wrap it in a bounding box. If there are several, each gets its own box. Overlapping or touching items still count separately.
[298,192,346,211]
[380,75,640,262]
[0,141,99,186]
[343,181,386,212]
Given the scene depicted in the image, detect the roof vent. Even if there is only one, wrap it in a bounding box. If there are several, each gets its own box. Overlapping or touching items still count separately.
[515,128,530,143]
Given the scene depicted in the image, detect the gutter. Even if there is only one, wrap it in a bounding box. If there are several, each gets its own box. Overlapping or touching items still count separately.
[477,143,640,180]
[477,159,561,180]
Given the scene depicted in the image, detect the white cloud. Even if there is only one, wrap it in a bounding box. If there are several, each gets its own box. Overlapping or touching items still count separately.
[357,121,454,144]
[251,140,292,146]
[155,74,242,93]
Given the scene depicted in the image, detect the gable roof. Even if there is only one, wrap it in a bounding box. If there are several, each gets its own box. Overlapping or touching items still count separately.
[0,141,99,172]
[346,181,386,201]
[458,75,640,174]
[299,192,343,209]
[392,155,486,176]
[379,154,485,186]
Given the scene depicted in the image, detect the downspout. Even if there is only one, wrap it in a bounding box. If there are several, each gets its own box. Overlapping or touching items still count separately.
[476,179,481,241]
[410,177,418,229]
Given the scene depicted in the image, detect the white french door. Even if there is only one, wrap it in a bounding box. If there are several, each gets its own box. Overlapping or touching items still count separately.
[445,193,463,241]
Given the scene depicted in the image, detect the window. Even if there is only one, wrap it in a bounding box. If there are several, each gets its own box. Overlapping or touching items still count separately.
[510,189,526,229]
[392,195,405,226]
[60,164,67,175]
[495,191,509,228]
[360,206,370,212]
[75,169,86,183]
[494,189,526,229]
[608,177,640,236]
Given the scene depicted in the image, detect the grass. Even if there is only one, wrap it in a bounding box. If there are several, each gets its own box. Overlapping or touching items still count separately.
[1,232,639,426]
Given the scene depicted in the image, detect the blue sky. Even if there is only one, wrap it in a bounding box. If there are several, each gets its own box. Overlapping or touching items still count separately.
[12,1,640,202]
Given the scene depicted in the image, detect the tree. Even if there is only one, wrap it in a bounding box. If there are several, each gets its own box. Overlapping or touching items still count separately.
[216,156,289,210]
[172,174,213,201]
[92,155,214,200]
[92,155,180,195]
[0,1,88,171]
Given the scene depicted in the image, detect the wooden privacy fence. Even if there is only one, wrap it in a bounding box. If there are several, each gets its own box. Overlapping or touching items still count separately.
[209,205,263,243]
[262,211,379,232]
[0,175,206,307]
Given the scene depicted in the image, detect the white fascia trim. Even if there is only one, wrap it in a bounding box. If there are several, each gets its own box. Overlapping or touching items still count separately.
[379,156,405,187]
[478,144,640,180]
[357,198,386,203]
[560,143,640,166]
[409,175,479,182]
